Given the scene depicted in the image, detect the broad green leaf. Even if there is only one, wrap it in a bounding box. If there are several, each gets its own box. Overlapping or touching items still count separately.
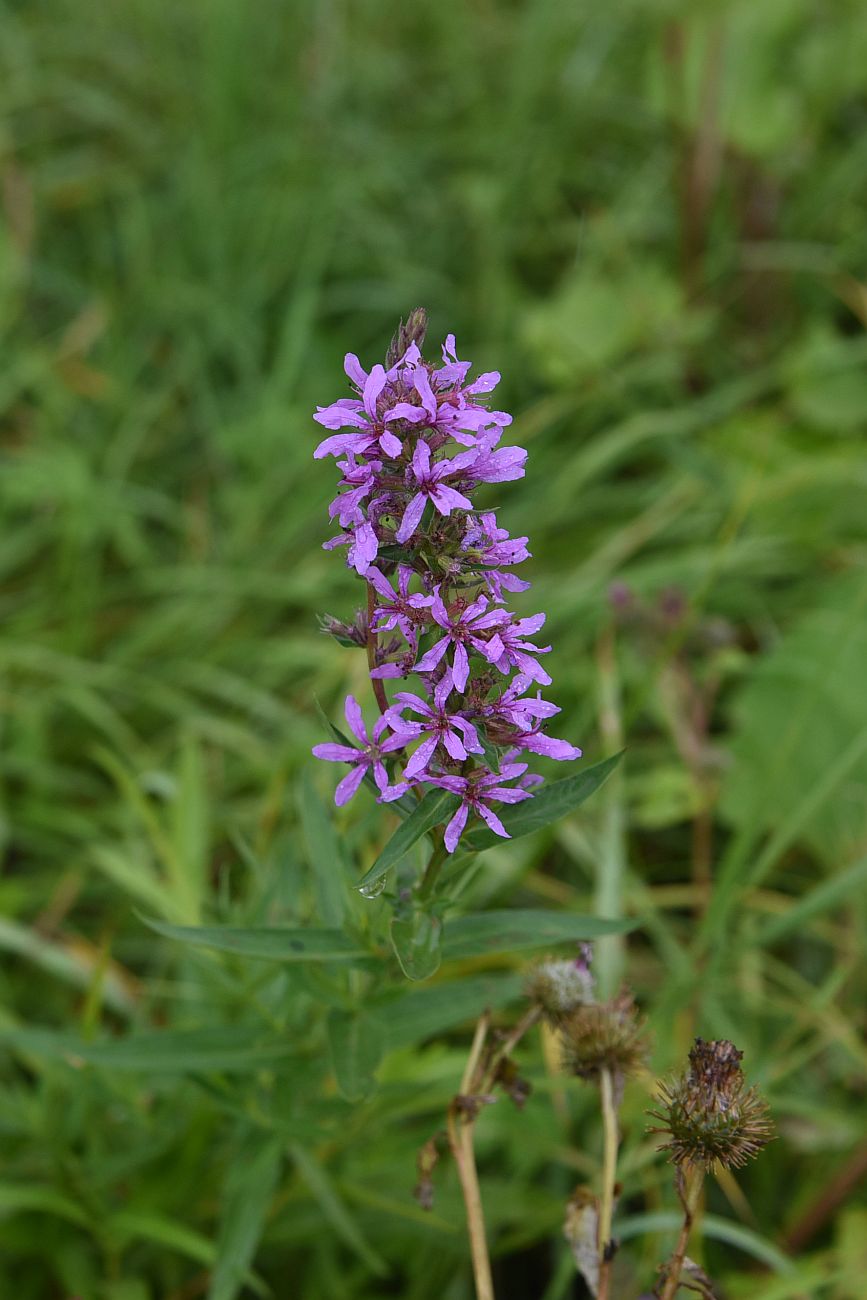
[326,1009,384,1101]
[209,1131,282,1300]
[0,1026,294,1074]
[389,907,443,981]
[356,789,459,893]
[442,909,635,961]
[141,916,374,965]
[460,752,623,851]
[376,972,524,1049]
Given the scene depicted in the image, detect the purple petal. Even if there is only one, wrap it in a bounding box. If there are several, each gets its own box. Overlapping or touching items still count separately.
[484,787,532,804]
[411,438,431,480]
[466,371,500,394]
[444,802,469,854]
[414,636,450,674]
[313,432,370,459]
[344,353,368,388]
[395,492,427,544]
[313,401,367,431]
[334,762,367,807]
[442,729,468,762]
[477,803,510,838]
[366,566,394,600]
[452,641,469,693]
[348,522,379,575]
[429,484,473,516]
[405,733,439,779]
[414,366,438,418]
[372,761,390,791]
[344,696,368,743]
[312,742,358,763]
[433,673,454,711]
[522,734,583,760]
[379,429,403,459]
[384,403,427,423]
[363,365,386,419]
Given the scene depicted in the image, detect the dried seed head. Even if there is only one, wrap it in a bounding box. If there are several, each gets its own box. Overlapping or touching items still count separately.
[559,991,650,1084]
[386,307,428,368]
[525,953,595,1025]
[648,1037,773,1170]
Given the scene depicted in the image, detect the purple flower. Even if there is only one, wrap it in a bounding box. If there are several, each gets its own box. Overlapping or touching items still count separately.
[367,565,433,641]
[427,760,534,852]
[312,695,408,805]
[314,355,416,460]
[488,612,553,686]
[414,587,509,692]
[395,441,478,544]
[483,678,581,759]
[462,512,531,600]
[328,454,381,528]
[385,673,484,778]
[324,520,379,575]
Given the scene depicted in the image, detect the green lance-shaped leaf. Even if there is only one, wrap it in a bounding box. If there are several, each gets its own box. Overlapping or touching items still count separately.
[460,751,624,851]
[326,1008,385,1101]
[355,789,459,894]
[208,1131,282,1300]
[442,909,635,960]
[140,915,375,965]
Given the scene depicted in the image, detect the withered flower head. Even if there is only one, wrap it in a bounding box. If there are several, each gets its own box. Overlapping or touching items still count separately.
[649,1037,773,1170]
[525,951,595,1026]
[559,990,649,1084]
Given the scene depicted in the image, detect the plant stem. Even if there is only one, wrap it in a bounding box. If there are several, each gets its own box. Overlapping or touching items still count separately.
[366,582,389,714]
[418,838,447,899]
[657,1165,705,1300]
[447,1012,496,1300]
[480,1004,542,1093]
[595,623,626,997]
[597,1066,620,1300]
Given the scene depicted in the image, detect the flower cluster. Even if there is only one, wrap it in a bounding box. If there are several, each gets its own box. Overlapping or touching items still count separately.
[312,312,581,852]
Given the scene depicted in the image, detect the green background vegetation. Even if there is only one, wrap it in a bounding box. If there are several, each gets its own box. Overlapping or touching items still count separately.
[2,0,866,1296]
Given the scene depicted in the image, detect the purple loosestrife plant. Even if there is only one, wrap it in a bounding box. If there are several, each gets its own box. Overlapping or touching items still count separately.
[313,312,581,859]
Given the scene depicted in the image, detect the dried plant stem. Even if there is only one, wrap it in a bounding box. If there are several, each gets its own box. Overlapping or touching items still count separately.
[596,1066,620,1300]
[657,1165,706,1300]
[481,1003,542,1090]
[447,1012,495,1300]
[445,1005,543,1300]
[365,583,389,714]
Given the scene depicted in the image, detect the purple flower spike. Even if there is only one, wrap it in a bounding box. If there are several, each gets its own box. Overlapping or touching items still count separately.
[312,318,583,829]
[312,695,408,805]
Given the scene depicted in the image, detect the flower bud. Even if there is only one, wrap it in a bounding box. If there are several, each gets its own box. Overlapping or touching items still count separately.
[385,307,428,368]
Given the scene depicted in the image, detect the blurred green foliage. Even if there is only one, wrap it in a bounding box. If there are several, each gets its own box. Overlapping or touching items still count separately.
[1,0,866,1296]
